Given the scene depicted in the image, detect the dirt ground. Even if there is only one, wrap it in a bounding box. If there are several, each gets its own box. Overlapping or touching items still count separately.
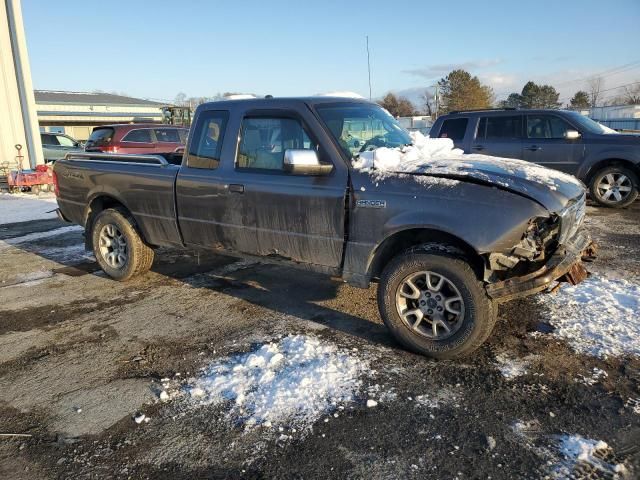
[0,201,639,480]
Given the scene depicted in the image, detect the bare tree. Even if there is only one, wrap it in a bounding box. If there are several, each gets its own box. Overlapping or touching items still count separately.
[421,90,436,117]
[622,84,640,104]
[174,92,188,106]
[588,77,604,107]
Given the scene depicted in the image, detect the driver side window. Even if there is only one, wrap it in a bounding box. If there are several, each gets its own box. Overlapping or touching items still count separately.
[56,135,76,147]
[527,115,571,139]
[236,117,316,171]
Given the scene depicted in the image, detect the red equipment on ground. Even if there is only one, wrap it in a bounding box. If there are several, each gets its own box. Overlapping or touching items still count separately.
[4,144,54,194]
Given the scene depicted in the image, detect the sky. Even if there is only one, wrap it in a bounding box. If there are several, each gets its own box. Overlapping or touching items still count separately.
[21,0,640,106]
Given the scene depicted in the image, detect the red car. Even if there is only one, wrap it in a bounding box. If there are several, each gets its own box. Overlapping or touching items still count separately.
[84,124,188,155]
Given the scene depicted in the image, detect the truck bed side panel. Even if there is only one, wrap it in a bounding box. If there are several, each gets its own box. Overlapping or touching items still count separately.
[54,159,182,247]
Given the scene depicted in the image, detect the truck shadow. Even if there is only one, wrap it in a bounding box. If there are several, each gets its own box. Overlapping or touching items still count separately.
[171,257,398,351]
[4,231,398,350]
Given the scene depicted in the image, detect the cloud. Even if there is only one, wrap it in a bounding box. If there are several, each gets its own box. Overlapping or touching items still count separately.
[403,59,504,79]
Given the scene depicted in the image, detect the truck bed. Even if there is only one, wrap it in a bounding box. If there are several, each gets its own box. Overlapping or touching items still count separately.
[54,153,183,247]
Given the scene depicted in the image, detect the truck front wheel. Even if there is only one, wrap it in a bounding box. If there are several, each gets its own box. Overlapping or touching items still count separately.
[91,208,154,281]
[377,247,496,359]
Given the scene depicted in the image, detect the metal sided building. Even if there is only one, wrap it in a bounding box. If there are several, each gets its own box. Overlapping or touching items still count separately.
[35,91,166,141]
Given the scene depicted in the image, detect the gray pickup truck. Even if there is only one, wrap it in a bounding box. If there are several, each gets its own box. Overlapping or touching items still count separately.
[53,97,595,359]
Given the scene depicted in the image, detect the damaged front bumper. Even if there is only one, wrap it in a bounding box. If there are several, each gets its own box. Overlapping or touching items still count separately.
[485,231,597,302]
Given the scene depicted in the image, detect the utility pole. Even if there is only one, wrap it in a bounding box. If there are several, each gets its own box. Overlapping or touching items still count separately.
[434,83,439,120]
[366,36,372,100]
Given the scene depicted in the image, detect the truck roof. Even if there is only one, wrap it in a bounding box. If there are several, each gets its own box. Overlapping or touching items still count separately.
[442,108,578,116]
[199,96,374,109]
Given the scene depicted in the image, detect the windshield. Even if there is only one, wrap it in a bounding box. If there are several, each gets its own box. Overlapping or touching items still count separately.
[565,111,618,135]
[315,103,412,158]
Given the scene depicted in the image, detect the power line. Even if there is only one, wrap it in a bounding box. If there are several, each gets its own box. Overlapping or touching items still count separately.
[552,60,640,88]
[492,61,640,99]
[595,80,640,95]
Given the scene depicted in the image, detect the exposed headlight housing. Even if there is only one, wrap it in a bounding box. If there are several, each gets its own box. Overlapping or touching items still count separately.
[558,193,586,244]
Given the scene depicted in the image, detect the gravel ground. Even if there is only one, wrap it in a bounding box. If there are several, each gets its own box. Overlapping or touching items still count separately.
[0,200,639,480]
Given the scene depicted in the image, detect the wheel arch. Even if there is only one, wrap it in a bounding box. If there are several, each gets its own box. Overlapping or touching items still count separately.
[368,228,484,281]
[83,194,143,250]
[583,158,640,186]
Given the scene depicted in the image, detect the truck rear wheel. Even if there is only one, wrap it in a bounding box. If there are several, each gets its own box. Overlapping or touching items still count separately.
[91,208,154,281]
[589,166,638,208]
[377,247,496,359]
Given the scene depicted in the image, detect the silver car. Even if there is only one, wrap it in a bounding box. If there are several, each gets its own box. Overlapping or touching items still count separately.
[41,132,84,164]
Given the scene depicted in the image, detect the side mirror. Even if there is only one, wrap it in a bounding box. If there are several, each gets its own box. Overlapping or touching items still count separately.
[565,130,581,140]
[283,149,333,175]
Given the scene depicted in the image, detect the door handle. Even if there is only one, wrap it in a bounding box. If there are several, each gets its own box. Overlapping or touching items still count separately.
[228,184,244,193]
[525,145,542,151]
[471,145,485,151]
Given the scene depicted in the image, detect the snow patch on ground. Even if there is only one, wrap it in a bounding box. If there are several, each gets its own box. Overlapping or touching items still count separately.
[186,335,368,430]
[575,367,608,386]
[352,132,581,191]
[494,353,534,380]
[554,435,628,479]
[414,387,460,409]
[0,225,82,248]
[0,193,58,224]
[624,398,640,415]
[537,276,640,358]
[511,421,630,478]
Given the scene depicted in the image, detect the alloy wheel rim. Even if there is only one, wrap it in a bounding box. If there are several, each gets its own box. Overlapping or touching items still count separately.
[98,224,128,269]
[395,271,465,340]
[597,173,632,203]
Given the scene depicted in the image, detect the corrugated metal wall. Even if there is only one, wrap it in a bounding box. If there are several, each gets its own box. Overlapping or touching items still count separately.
[0,0,43,170]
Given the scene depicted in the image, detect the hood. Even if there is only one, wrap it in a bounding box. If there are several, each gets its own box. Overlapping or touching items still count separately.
[410,155,585,212]
[589,133,640,145]
[353,136,585,212]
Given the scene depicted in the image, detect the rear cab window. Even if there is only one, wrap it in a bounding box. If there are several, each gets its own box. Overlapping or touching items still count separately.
[476,115,522,140]
[186,110,229,169]
[438,118,468,141]
[86,127,115,148]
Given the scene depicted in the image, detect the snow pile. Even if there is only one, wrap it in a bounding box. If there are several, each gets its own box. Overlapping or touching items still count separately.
[0,193,58,224]
[352,132,582,190]
[186,335,368,429]
[554,435,628,479]
[537,276,640,358]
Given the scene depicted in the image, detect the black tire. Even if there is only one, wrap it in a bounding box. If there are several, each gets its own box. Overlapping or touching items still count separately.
[377,246,496,359]
[589,165,638,208]
[91,208,154,281]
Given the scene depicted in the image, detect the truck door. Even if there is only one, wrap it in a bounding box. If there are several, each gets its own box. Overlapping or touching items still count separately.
[175,110,260,255]
[523,114,584,174]
[471,115,524,159]
[176,105,348,269]
[232,107,348,268]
